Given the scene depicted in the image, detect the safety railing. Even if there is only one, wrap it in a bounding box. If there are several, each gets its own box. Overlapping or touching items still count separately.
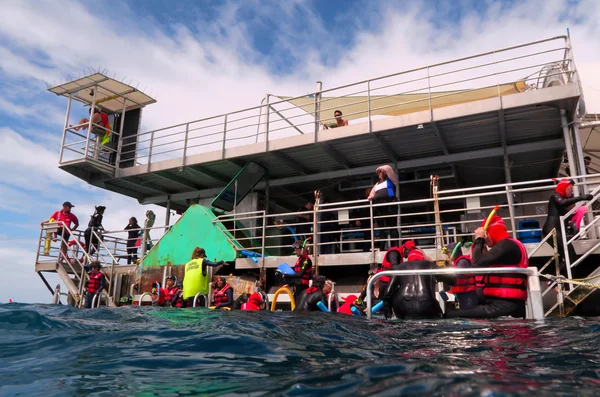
[107,36,575,170]
[214,174,600,267]
[365,268,545,320]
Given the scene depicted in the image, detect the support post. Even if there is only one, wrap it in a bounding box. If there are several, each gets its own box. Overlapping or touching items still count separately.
[147,131,155,173]
[526,268,545,320]
[314,81,322,140]
[561,110,580,196]
[264,179,270,215]
[222,115,228,159]
[114,99,127,173]
[264,95,270,151]
[369,200,375,265]
[572,121,595,238]
[84,86,97,159]
[59,94,72,163]
[313,191,320,275]
[165,198,171,232]
[182,122,189,166]
[367,80,372,133]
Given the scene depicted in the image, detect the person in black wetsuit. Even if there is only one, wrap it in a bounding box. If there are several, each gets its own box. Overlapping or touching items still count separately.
[446,216,529,319]
[84,206,106,255]
[445,242,480,310]
[380,249,442,319]
[124,217,140,264]
[542,179,591,267]
[294,275,329,312]
[368,165,399,249]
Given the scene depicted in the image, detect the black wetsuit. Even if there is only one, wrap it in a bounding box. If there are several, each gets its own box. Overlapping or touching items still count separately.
[294,288,328,312]
[542,192,591,266]
[446,238,526,319]
[124,223,140,264]
[84,212,104,255]
[451,257,480,310]
[382,260,442,319]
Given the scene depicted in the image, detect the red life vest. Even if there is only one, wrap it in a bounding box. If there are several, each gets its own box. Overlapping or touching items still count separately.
[294,254,313,285]
[379,246,403,283]
[213,284,232,306]
[87,272,103,294]
[451,255,477,294]
[160,286,181,307]
[241,292,263,311]
[483,238,529,301]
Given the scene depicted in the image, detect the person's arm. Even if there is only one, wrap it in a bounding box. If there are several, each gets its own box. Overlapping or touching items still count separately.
[471,239,519,267]
[204,259,225,267]
[215,288,234,308]
[72,215,79,230]
[554,193,593,208]
[367,185,376,201]
[96,274,105,294]
[284,258,310,281]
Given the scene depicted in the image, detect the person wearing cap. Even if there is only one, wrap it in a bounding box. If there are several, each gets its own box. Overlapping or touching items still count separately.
[285,240,314,302]
[182,247,225,307]
[542,179,592,267]
[294,275,330,312]
[42,202,79,258]
[446,216,529,319]
[158,275,182,307]
[83,261,105,308]
[323,110,349,129]
[368,165,399,250]
[241,292,265,311]
[212,276,233,309]
[84,206,106,256]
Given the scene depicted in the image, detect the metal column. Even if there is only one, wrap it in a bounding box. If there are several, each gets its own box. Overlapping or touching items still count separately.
[314,81,322,139]
[561,110,580,196]
[503,157,518,239]
[59,94,72,163]
[165,198,171,232]
[114,99,127,174]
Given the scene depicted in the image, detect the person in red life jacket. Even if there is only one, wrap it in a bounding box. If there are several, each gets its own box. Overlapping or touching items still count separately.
[368,165,399,249]
[444,242,479,311]
[83,261,105,308]
[284,240,313,302]
[446,216,529,319]
[241,292,265,311]
[158,276,182,307]
[294,276,330,312]
[212,276,233,309]
[406,250,425,262]
[542,179,592,268]
[337,294,360,316]
[72,107,110,139]
[378,246,403,284]
[42,201,79,258]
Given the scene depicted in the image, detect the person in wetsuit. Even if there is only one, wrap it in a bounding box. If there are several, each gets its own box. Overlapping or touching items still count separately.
[368,165,399,249]
[444,242,479,311]
[284,240,313,302]
[84,206,106,255]
[446,216,529,319]
[380,249,442,319]
[542,179,592,267]
[294,275,330,312]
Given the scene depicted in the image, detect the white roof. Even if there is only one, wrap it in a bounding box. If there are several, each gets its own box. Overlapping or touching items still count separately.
[48,73,156,113]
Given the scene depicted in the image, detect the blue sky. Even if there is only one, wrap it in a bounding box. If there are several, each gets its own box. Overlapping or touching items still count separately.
[1,0,599,303]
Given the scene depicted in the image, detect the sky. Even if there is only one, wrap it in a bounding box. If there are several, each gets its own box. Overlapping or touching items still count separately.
[1,0,599,303]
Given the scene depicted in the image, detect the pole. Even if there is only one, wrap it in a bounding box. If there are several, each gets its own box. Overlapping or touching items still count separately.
[59,94,72,163]
[165,198,171,232]
[115,99,127,171]
[84,86,97,159]
[313,190,320,275]
[314,81,322,139]
[561,110,579,196]
[264,95,270,151]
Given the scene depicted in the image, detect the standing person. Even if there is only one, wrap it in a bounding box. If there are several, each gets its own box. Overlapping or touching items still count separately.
[368,165,399,250]
[323,110,349,129]
[42,201,79,258]
[143,210,156,251]
[83,261,105,309]
[84,206,106,256]
[284,240,313,303]
[124,217,141,264]
[446,216,529,319]
[182,247,225,307]
[212,276,234,309]
[542,179,591,266]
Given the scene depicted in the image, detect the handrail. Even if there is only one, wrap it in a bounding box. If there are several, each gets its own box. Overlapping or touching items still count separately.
[193,293,209,308]
[365,267,544,320]
[138,293,153,306]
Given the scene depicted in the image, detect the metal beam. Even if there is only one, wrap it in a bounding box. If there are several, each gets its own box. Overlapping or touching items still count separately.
[102,181,147,200]
[320,143,352,168]
[188,165,230,183]
[139,139,565,205]
[154,171,203,190]
[269,105,304,135]
[370,133,397,162]
[431,123,449,155]
[125,176,175,194]
[270,151,311,175]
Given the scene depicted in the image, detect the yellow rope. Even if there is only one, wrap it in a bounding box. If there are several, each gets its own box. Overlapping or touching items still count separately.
[541,273,600,289]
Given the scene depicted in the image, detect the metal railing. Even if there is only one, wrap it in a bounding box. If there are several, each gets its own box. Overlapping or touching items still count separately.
[365,267,545,320]
[83,36,576,170]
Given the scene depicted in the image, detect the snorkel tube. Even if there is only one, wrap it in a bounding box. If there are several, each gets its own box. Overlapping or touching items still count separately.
[483,205,501,231]
[450,241,462,260]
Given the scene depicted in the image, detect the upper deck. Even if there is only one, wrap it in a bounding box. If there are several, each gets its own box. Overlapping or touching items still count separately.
[50,36,583,211]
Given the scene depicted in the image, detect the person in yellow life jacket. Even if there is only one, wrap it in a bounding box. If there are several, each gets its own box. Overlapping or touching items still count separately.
[212,276,234,309]
[83,261,105,309]
[182,247,225,307]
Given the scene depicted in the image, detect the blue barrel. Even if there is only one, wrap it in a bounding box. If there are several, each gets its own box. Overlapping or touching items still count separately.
[517,220,542,243]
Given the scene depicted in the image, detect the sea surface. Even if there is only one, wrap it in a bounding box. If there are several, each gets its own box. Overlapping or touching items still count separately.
[1,304,599,397]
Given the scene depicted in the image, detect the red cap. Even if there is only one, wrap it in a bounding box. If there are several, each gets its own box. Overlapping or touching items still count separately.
[343,294,357,303]
[247,292,263,305]
[555,179,573,198]
[403,240,416,251]
[407,250,425,261]
[481,215,509,244]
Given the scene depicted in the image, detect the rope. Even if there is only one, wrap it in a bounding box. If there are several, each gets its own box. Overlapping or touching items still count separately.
[540,273,600,289]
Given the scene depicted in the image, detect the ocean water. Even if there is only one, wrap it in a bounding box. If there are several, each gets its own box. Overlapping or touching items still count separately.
[1,304,599,397]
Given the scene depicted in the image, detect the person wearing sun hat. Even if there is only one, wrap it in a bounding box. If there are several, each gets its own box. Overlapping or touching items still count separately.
[446,216,529,319]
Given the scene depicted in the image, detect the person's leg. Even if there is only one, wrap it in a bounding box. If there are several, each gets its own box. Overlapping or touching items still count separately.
[84,229,92,255]
[84,292,93,309]
[445,298,525,319]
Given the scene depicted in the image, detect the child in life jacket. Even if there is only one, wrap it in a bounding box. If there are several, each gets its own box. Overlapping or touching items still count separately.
[158,275,182,307]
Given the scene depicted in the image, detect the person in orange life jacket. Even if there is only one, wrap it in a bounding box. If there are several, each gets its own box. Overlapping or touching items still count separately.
[368,165,399,249]
[446,216,529,319]
[157,276,182,307]
[337,294,360,315]
[542,179,592,268]
[42,201,79,258]
[444,242,479,310]
[294,276,330,312]
[212,276,233,309]
[284,240,313,302]
[83,261,105,308]
[381,257,443,319]
[241,292,265,311]
[84,206,106,256]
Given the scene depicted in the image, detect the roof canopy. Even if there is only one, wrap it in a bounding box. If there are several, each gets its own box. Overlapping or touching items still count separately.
[48,73,156,113]
[278,82,526,122]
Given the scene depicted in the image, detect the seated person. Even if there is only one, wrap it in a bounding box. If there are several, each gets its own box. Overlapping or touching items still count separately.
[212,276,234,309]
[323,110,349,129]
[381,257,443,319]
[294,276,330,312]
[241,292,265,311]
[356,270,385,310]
[71,107,110,139]
[444,242,479,311]
[158,275,182,307]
